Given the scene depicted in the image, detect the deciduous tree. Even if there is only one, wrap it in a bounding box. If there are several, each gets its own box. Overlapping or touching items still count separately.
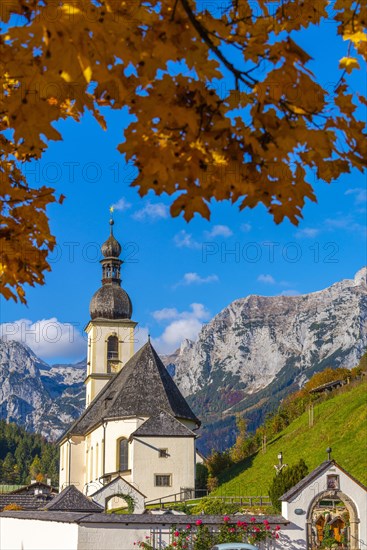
[1,0,366,301]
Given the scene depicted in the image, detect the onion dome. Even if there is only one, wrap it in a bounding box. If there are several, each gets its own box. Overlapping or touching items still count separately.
[89,217,133,320]
[89,285,132,320]
[101,220,122,258]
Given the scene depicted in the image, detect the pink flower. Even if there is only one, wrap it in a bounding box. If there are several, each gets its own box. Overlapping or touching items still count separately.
[237,521,243,527]
[254,527,260,532]
[229,527,236,533]
[172,542,177,547]
[250,517,256,523]
[196,520,203,526]
[174,531,179,537]
[275,533,279,539]
[186,524,191,530]
[263,519,269,525]
[223,516,230,522]
[275,525,281,531]
[265,525,270,530]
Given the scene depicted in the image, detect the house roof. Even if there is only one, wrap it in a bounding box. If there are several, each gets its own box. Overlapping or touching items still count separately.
[0,493,54,511]
[309,380,344,394]
[131,410,197,438]
[9,482,58,495]
[41,485,103,513]
[62,341,199,438]
[280,460,367,502]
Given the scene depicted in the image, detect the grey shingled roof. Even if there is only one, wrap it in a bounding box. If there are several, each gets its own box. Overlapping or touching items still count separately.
[0,511,91,523]
[280,460,367,502]
[0,493,54,511]
[63,341,199,437]
[41,485,103,512]
[78,513,289,525]
[0,511,288,526]
[131,410,196,438]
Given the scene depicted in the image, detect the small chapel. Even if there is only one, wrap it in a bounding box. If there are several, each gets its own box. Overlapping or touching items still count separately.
[58,219,201,505]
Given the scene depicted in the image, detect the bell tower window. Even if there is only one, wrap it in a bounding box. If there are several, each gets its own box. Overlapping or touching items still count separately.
[107,335,119,373]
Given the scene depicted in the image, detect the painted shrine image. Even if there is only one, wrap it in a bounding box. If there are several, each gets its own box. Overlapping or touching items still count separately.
[311,496,350,549]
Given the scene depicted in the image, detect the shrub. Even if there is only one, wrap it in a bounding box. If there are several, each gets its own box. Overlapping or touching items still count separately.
[191,497,240,515]
[135,518,281,549]
[3,503,23,511]
[268,459,309,512]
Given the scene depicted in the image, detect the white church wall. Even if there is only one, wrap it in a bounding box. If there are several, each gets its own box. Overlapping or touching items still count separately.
[0,517,78,550]
[69,437,86,491]
[59,438,85,492]
[103,418,145,477]
[59,441,68,490]
[132,436,196,501]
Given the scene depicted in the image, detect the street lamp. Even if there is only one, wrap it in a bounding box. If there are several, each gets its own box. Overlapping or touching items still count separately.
[274,451,288,474]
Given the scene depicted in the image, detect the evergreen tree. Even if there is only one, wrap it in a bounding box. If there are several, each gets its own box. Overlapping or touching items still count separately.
[195,463,209,495]
[269,459,309,512]
[0,421,59,486]
[2,453,19,484]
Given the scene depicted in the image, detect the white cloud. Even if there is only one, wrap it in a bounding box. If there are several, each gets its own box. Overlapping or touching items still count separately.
[0,318,86,362]
[295,228,320,238]
[205,225,233,238]
[152,308,181,321]
[240,223,252,233]
[173,230,201,250]
[132,202,169,221]
[151,303,210,353]
[279,290,300,296]
[325,216,366,236]
[112,198,132,211]
[257,274,276,284]
[174,272,219,287]
[345,188,367,205]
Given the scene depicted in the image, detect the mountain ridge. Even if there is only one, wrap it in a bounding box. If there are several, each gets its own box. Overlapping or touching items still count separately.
[0,267,366,450]
[161,267,367,451]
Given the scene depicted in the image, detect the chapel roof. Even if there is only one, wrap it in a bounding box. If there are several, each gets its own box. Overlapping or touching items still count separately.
[61,340,200,438]
[131,410,197,438]
[280,460,367,502]
[41,485,103,513]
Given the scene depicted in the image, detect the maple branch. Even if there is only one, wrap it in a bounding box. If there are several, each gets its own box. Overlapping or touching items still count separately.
[171,0,180,21]
[179,0,258,89]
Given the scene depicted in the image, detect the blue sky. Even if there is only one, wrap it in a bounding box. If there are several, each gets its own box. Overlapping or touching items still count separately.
[1,16,366,363]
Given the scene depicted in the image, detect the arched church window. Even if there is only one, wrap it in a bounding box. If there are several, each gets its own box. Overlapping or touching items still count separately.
[107,335,119,373]
[95,443,99,480]
[90,447,94,482]
[118,438,129,472]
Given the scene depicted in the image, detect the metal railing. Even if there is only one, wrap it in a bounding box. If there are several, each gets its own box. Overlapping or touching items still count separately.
[145,491,271,509]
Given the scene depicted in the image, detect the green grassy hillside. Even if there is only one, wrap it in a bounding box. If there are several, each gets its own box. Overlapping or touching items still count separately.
[214,380,367,496]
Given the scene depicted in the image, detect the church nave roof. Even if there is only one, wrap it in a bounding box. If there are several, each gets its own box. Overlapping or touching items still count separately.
[62,340,200,438]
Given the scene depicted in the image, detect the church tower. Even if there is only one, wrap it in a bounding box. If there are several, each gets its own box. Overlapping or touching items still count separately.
[84,218,136,406]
